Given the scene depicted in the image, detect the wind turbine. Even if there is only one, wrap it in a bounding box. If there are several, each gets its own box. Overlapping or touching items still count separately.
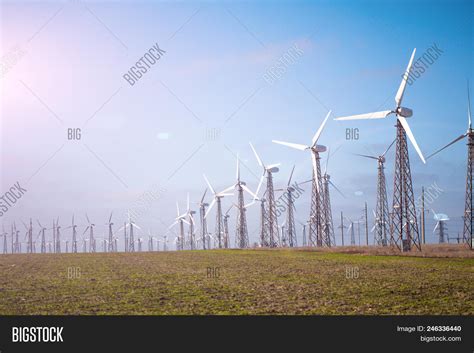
[335,49,424,251]
[354,139,395,247]
[196,188,209,250]
[118,211,141,252]
[2,225,7,254]
[427,82,473,249]
[225,155,259,248]
[36,220,47,254]
[249,142,281,247]
[223,205,233,249]
[297,220,309,247]
[273,110,331,247]
[185,193,197,250]
[432,210,449,244]
[83,214,95,253]
[203,174,233,248]
[21,219,33,253]
[105,212,114,252]
[55,218,61,253]
[147,230,154,252]
[278,166,299,248]
[168,202,189,251]
[65,215,78,253]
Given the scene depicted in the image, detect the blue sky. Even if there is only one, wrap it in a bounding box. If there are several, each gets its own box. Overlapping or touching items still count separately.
[0,0,472,247]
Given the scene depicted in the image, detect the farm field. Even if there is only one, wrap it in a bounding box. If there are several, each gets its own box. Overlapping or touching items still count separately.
[0,245,472,315]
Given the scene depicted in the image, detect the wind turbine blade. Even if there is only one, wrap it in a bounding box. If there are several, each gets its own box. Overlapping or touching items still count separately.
[395,48,416,107]
[133,223,142,230]
[433,221,439,233]
[203,174,216,195]
[329,180,346,198]
[187,193,190,212]
[244,200,256,208]
[219,185,235,194]
[468,80,472,129]
[83,226,90,235]
[242,185,258,199]
[36,220,42,228]
[324,147,330,174]
[255,175,264,198]
[353,153,378,160]
[311,152,319,193]
[86,213,90,224]
[335,110,392,121]
[397,116,426,164]
[427,134,467,160]
[371,224,376,232]
[167,221,178,229]
[288,165,295,186]
[236,154,240,181]
[382,138,397,157]
[225,204,234,215]
[108,212,113,224]
[297,179,313,186]
[182,219,190,225]
[311,110,331,147]
[249,142,264,168]
[272,140,309,151]
[204,199,216,218]
[176,202,180,218]
[200,188,208,203]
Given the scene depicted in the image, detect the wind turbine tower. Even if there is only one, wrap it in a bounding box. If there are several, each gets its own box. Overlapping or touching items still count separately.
[84,214,95,253]
[284,166,298,247]
[197,188,209,250]
[106,212,114,253]
[427,83,473,249]
[336,49,425,251]
[355,140,395,246]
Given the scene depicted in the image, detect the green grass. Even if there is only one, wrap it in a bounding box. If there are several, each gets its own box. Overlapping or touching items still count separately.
[0,249,472,315]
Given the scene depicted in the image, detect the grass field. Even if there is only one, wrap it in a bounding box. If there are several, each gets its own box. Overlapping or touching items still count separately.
[0,245,473,315]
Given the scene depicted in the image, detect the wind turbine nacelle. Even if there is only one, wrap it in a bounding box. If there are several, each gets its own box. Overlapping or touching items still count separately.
[314,145,327,153]
[268,166,279,173]
[240,181,246,186]
[397,107,413,118]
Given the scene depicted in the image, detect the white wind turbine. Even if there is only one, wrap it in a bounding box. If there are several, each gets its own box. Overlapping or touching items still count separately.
[118,211,142,252]
[185,193,197,250]
[273,110,332,247]
[334,49,425,163]
[335,49,425,251]
[226,155,259,248]
[169,201,189,250]
[249,142,281,247]
[203,174,233,248]
[83,214,95,253]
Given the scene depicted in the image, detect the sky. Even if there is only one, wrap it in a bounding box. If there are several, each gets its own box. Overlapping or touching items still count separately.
[0,0,472,249]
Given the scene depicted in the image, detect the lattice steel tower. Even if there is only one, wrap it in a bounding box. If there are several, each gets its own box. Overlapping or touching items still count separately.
[464,130,473,249]
[235,183,249,248]
[355,140,394,246]
[392,121,421,251]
